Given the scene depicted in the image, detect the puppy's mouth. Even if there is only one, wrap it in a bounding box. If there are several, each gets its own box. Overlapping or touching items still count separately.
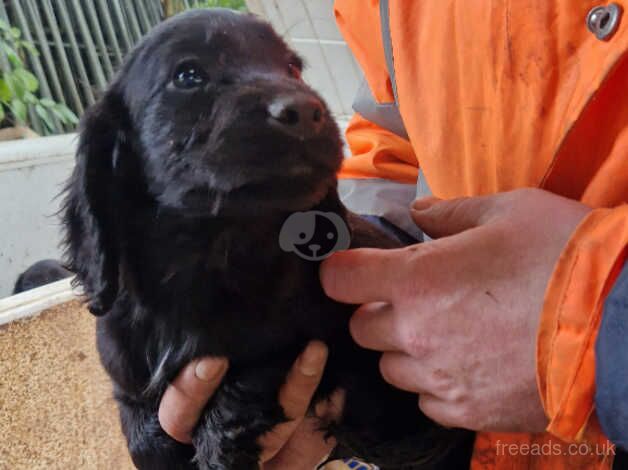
[164,127,343,217]
[179,169,335,217]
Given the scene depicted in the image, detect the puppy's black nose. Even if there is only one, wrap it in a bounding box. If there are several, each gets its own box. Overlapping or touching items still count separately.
[267,94,325,140]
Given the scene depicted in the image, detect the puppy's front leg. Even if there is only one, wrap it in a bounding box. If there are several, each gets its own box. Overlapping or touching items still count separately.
[192,364,289,470]
[117,395,197,469]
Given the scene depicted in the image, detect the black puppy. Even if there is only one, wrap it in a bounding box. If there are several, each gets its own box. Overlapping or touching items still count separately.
[63,9,473,470]
[12,259,72,294]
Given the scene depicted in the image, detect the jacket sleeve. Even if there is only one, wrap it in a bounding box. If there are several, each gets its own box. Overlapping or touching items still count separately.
[595,262,628,451]
[334,0,421,238]
[537,205,628,446]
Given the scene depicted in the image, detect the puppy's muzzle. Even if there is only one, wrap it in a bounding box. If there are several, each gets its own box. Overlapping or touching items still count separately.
[267,93,325,141]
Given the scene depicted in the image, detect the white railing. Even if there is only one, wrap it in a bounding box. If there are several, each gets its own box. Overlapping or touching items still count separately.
[0,277,76,326]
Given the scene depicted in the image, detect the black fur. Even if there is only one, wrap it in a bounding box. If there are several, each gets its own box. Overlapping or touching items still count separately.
[62,9,474,470]
[12,259,72,294]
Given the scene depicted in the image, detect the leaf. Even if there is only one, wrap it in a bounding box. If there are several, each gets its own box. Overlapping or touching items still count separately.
[7,53,22,68]
[0,41,15,54]
[0,42,22,67]
[49,108,68,123]
[10,98,27,124]
[5,73,26,99]
[14,69,39,92]
[9,27,21,39]
[52,103,79,125]
[0,20,9,32]
[40,98,57,107]
[23,91,38,104]
[35,103,54,131]
[20,40,39,57]
[62,107,79,125]
[0,105,5,122]
[0,79,10,102]
[49,106,66,123]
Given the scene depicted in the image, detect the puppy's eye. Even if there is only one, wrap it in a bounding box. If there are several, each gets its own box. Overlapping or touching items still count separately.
[173,61,208,89]
[288,63,302,80]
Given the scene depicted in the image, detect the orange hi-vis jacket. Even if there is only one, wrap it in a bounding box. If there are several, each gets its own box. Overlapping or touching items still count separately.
[334,1,628,469]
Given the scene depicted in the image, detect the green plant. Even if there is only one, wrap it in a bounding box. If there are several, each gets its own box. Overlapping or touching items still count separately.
[164,0,247,16]
[195,0,247,11]
[0,19,78,134]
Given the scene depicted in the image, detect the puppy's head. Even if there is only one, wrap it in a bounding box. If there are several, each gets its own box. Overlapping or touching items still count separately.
[64,9,343,315]
[120,8,342,215]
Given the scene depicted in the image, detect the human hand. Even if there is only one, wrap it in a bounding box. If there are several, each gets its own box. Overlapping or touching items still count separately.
[320,189,591,433]
[159,341,339,469]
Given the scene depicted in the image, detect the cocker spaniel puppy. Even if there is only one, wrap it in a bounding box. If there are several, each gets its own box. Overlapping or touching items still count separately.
[12,259,72,294]
[63,9,472,470]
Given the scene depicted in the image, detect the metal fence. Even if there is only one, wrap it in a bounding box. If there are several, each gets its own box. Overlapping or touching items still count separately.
[0,1,353,135]
[0,0,166,134]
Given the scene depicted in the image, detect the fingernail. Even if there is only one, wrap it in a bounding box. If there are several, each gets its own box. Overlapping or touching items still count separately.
[299,341,328,377]
[195,358,226,382]
[412,197,440,211]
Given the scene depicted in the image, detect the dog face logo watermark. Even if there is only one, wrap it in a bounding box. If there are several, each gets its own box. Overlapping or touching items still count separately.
[279,211,351,261]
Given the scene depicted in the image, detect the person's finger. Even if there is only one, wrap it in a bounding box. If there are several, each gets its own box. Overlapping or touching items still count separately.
[410,195,497,238]
[418,394,462,429]
[320,248,407,304]
[259,341,328,462]
[379,352,443,394]
[279,341,329,420]
[265,390,344,470]
[263,416,336,470]
[349,302,401,352]
[158,357,228,444]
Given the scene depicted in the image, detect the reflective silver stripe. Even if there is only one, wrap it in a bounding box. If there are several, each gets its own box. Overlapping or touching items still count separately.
[351,0,409,139]
[380,0,399,104]
[352,79,409,139]
[416,169,433,241]
[339,178,422,239]
[346,0,433,241]
[417,168,432,199]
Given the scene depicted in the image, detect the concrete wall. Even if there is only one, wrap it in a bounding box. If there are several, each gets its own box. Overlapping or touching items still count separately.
[0,134,76,298]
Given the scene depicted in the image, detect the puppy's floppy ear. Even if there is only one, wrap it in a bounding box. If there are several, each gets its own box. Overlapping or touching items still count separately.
[63,90,129,316]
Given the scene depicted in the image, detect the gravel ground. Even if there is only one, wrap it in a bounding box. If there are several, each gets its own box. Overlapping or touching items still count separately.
[0,300,133,470]
[0,298,359,469]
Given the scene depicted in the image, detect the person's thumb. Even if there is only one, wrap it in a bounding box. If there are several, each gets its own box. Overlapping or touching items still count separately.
[410,195,498,238]
[158,357,228,444]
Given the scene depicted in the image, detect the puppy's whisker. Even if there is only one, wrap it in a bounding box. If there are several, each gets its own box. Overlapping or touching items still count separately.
[180,132,195,152]
[210,191,224,217]
[181,116,209,153]
[145,345,173,397]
